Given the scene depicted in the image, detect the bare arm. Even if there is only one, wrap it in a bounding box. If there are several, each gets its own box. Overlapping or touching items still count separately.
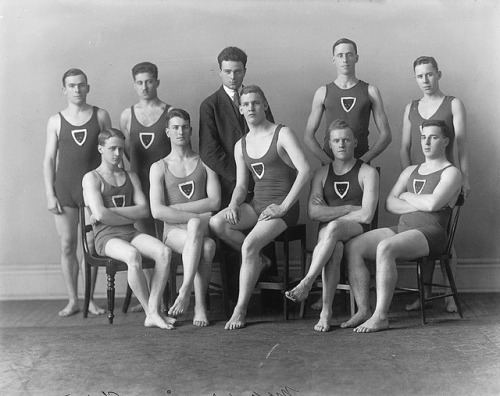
[260,127,312,220]
[228,140,249,209]
[303,86,332,165]
[386,166,420,215]
[307,166,357,222]
[451,98,470,198]
[150,161,221,223]
[399,167,462,211]
[339,164,379,224]
[400,103,413,169]
[97,108,112,130]
[109,172,150,220]
[83,172,137,226]
[119,108,132,162]
[43,115,63,214]
[360,85,392,164]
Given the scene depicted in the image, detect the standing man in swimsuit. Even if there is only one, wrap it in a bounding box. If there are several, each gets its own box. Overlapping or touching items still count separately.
[342,120,462,332]
[82,128,173,330]
[209,85,312,330]
[120,61,172,236]
[285,120,379,332]
[304,38,392,165]
[150,108,221,327]
[400,56,470,313]
[43,68,111,317]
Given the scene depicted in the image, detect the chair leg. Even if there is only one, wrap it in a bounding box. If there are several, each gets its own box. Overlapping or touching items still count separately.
[169,262,178,309]
[162,285,169,316]
[417,259,427,325]
[442,258,464,318]
[122,284,132,313]
[349,289,356,316]
[283,240,290,321]
[299,249,307,319]
[219,244,231,319]
[83,262,92,318]
[107,273,116,325]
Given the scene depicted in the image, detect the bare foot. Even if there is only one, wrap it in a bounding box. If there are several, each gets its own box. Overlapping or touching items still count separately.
[311,297,322,311]
[144,312,174,330]
[130,303,144,313]
[445,296,458,313]
[314,311,332,332]
[193,306,209,327]
[285,280,312,303]
[405,298,432,311]
[354,315,389,333]
[168,291,190,317]
[340,310,371,329]
[160,312,177,326]
[59,302,80,317]
[88,300,105,315]
[224,307,246,330]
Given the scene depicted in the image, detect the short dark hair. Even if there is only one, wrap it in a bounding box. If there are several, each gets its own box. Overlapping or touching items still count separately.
[132,62,158,80]
[166,108,191,126]
[98,128,126,146]
[413,56,439,72]
[326,119,355,140]
[421,119,450,139]
[217,47,247,69]
[332,38,358,55]
[62,68,88,86]
[240,84,268,104]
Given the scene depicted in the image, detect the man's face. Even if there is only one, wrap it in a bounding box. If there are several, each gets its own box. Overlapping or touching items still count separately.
[421,126,448,158]
[333,43,358,75]
[133,72,159,100]
[63,74,89,104]
[329,128,357,160]
[414,63,441,95]
[166,116,192,146]
[220,60,246,90]
[99,136,125,166]
[239,92,268,125]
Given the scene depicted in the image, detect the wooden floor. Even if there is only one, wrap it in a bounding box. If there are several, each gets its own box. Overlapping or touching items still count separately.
[1,292,500,395]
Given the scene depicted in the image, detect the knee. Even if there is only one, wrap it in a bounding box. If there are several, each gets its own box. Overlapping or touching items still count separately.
[187,217,203,235]
[376,240,396,261]
[241,237,260,258]
[323,221,341,240]
[124,248,142,270]
[157,245,172,265]
[209,214,226,236]
[203,238,216,260]
[60,236,77,257]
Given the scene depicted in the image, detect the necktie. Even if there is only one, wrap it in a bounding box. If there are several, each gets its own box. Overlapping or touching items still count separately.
[233,90,240,107]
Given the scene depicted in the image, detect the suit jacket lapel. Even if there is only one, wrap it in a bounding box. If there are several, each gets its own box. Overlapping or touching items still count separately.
[218,86,245,131]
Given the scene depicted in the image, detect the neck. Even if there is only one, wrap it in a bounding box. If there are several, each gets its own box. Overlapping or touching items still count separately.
[335,74,358,88]
[422,89,444,101]
[138,96,161,107]
[66,101,90,113]
[170,144,194,159]
[423,155,449,169]
[247,118,272,134]
[98,160,122,174]
[332,156,357,173]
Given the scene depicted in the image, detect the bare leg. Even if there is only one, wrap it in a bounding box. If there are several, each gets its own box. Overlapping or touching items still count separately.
[341,228,396,328]
[193,237,215,327]
[54,208,80,317]
[225,218,287,330]
[286,220,363,303]
[443,245,458,312]
[355,230,429,333]
[314,242,343,332]
[129,234,174,330]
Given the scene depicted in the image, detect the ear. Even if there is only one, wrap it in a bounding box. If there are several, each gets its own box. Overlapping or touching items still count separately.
[156,79,160,87]
[355,54,359,63]
[87,84,90,93]
[437,70,442,80]
[165,127,171,138]
[239,105,244,115]
[354,138,358,148]
[98,145,104,154]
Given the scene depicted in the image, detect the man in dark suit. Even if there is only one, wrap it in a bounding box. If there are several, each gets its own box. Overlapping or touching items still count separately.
[199,47,276,303]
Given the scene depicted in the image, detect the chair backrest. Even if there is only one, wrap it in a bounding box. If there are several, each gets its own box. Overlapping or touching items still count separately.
[443,193,465,255]
[78,206,93,256]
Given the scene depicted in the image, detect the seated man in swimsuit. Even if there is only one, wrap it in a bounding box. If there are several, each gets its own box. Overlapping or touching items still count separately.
[342,119,462,332]
[285,119,379,332]
[82,128,173,330]
[150,108,221,327]
[209,85,312,330]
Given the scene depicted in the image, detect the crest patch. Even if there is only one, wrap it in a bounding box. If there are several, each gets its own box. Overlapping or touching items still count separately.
[179,181,194,199]
[413,179,426,195]
[72,129,87,146]
[334,182,350,199]
[251,162,265,179]
[341,97,356,113]
[112,195,126,207]
[140,132,155,149]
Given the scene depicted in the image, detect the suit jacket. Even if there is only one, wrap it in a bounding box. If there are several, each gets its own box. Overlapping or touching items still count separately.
[199,86,274,204]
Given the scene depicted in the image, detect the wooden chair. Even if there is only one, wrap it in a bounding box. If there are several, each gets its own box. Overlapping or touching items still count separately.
[396,193,465,324]
[79,207,167,324]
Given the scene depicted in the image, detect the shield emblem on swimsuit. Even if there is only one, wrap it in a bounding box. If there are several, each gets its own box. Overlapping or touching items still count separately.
[140,132,155,149]
[112,195,126,207]
[413,179,426,195]
[341,97,356,113]
[72,129,87,146]
[179,181,194,199]
[334,182,350,199]
[251,162,265,179]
